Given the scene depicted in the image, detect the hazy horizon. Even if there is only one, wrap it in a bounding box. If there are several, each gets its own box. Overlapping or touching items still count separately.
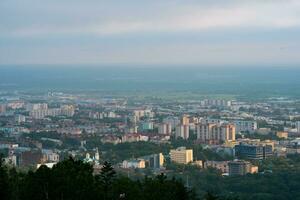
[0,66,300,99]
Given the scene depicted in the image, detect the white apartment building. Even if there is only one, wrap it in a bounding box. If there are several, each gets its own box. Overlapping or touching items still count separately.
[158,123,172,135]
[234,120,257,133]
[175,124,189,139]
[122,159,146,169]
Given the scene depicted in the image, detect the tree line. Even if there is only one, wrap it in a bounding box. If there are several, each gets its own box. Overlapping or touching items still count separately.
[0,157,200,200]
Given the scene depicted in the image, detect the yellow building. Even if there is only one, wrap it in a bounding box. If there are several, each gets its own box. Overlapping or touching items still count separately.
[170,147,193,164]
[276,131,288,139]
[251,166,259,174]
[181,115,190,126]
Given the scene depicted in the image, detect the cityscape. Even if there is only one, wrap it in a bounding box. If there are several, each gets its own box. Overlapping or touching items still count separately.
[1,88,300,199]
[1,0,300,200]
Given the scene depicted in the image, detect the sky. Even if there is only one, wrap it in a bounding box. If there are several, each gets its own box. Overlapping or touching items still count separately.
[1,0,300,66]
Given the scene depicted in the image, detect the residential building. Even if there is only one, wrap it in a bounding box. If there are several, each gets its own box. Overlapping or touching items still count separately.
[122,159,146,169]
[37,162,57,169]
[122,133,142,143]
[235,143,273,160]
[228,160,258,176]
[158,123,172,135]
[15,115,26,123]
[175,124,189,139]
[101,135,121,144]
[234,120,257,133]
[170,147,193,164]
[142,121,154,131]
[0,104,6,113]
[43,151,60,162]
[204,161,229,173]
[181,115,189,126]
[26,103,48,111]
[276,131,288,139]
[149,153,164,169]
[196,123,235,143]
[286,139,300,155]
[163,117,180,128]
[29,105,75,119]
[60,105,75,117]
[200,99,231,107]
[19,150,43,167]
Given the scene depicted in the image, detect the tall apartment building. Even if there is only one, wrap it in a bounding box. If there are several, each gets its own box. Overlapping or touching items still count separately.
[181,115,190,126]
[133,109,153,119]
[30,109,49,119]
[15,115,26,123]
[26,103,48,111]
[200,99,231,107]
[142,121,154,131]
[60,105,75,117]
[175,124,189,139]
[170,147,193,164]
[29,105,75,119]
[158,123,172,135]
[297,121,300,133]
[196,123,235,143]
[163,117,180,128]
[0,104,6,113]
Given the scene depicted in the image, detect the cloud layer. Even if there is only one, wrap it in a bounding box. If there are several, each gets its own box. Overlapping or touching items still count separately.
[1,0,300,65]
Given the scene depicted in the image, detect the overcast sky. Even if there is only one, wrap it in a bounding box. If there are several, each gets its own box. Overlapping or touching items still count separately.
[1,0,300,66]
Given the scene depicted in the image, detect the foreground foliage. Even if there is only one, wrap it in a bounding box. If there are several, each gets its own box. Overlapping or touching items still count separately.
[0,158,196,200]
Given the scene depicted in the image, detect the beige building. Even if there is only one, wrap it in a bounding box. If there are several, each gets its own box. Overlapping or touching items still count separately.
[276,131,288,139]
[196,123,235,143]
[170,147,193,164]
[181,115,190,126]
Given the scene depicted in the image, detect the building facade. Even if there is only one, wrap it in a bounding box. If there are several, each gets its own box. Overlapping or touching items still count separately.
[228,160,258,176]
[196,123,235,143]
[158,123,172,135]
[170,147,193,164]
[235,143,273,160]
[175,124,189,139]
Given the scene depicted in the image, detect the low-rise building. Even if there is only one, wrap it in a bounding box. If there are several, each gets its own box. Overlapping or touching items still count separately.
[234,120,257,134]
[122,159,146,169]
[276,131,288,139]
[170,147,193,164]
[235,143,273,160]
[204,161,229,173]
[228,160,258,176]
